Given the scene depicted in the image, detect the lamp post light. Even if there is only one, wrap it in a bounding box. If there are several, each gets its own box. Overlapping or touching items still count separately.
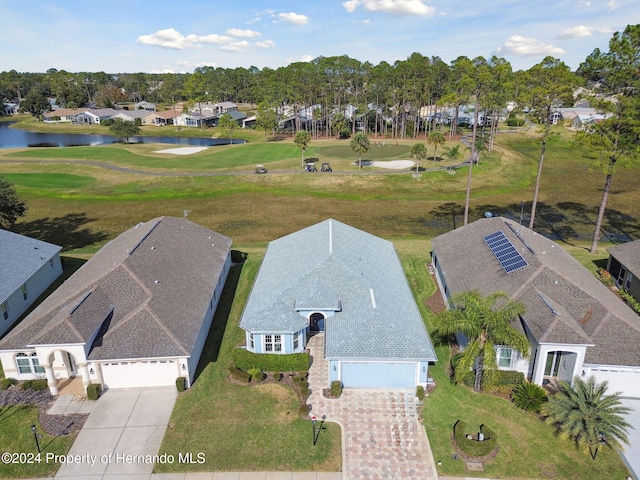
[312,415,317,446]
[31,424,41,453]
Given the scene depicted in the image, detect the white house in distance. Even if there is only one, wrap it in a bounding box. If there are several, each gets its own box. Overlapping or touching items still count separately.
[432,217,640,397]
[0,229,63,339]
[239,219,437,389]
[0,217,232,395]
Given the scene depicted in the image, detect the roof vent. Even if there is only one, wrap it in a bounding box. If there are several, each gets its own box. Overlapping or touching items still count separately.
[151,246,155,250]
[154,280,159,284]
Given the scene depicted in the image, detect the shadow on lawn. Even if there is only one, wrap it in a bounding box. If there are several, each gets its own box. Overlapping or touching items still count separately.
[13,212,109,250]
[194,250,246,380]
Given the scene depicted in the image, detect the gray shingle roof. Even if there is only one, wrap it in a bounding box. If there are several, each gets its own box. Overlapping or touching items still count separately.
[607,240,640,277]
[0,229,61,301]
[432,217,640,366]
[0,217,231,361]
[239,219,437,361]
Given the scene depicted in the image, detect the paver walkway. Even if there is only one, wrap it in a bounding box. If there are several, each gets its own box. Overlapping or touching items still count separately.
[306,334,438,480]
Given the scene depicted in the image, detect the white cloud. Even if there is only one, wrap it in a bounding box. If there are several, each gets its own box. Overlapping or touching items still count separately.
[300,54,314,62]
[607,0,617,10]
[342,0,436,16]
[278,12,309,25]
[496,35,565,57]
[246,17,261,25]
[254,40,275,48]
[136,28,233,49]
[557,25,593,39]
[226,28,261,38]
[220,41,250,52]
[355,19,371,24]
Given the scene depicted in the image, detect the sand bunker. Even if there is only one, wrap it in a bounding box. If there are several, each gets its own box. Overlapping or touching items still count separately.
[370,160,415,169]
[154,146,208,155]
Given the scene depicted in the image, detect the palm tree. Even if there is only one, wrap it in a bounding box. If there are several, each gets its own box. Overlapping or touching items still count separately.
[545,376,631,460]
[294,130,311,168]
[351,132,370,169]
[410,143,427,174]
[433,290,528,392]
[442,144,463,171]
[427,130,446,161]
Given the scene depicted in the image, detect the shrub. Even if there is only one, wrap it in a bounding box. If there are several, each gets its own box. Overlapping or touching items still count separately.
[21,379,48,391]
[298,404,310,416]
[453,420,498,457]
[247,368,264,382]
[416,385,425,401]
[331,381,343,398]
[0,378,18,390]
[507,118,525,127]
[620,289,640,315]
[299,387,310,398]
[232,348,310,372]
[228,366,251,383]
[272,372,283,382]
[494,370,525,386]
[596,268,615,287]
[175,376,187,392]
[86,383,102,400]
[511,382,547,413]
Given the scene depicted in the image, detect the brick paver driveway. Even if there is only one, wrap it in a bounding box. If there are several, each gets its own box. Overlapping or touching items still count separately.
[307,334,438,480]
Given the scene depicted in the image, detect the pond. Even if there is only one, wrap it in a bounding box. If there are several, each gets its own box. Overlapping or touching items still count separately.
[0,121,244,148]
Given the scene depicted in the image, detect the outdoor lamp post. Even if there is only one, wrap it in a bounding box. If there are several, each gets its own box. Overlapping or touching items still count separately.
[31,424,40,453]
[312,415,317,446]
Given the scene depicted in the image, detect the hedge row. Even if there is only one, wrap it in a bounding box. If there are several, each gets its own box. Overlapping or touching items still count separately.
[229,366,251,383]
[232,348,310,372]
[453,420,497,457]
[451,352,524,387]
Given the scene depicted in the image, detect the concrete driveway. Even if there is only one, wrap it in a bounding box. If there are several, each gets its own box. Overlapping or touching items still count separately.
[54,387,177,479]
[307,334,438,480]
[621,398,640,480]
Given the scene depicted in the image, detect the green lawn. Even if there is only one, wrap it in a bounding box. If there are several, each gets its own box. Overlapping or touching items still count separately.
[155,249,341,473]
[0,405,77,479]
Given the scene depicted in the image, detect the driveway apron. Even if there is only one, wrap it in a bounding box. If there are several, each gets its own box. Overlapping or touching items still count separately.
[307,334,438,480]
[54,387,177,479]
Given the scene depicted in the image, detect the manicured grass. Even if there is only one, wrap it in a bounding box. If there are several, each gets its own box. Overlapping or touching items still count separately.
[0,405,77,479]
[400,248,631,480]
[155,250,341,473]
[3,173,95,189]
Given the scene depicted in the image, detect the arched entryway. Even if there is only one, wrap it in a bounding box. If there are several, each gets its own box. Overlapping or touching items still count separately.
[544,350,577,383]
[309,312,326,332]
[39,349,90,396]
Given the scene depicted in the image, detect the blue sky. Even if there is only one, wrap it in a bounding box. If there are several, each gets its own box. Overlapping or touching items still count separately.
[2,0,638,73]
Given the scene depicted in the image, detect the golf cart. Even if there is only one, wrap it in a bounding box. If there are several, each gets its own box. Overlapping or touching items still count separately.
[305,162,317,172]
[321,162,332,172]
[255,164,267,174]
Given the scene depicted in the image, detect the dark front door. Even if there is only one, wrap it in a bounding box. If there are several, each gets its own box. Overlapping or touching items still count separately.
[310,313,325,332]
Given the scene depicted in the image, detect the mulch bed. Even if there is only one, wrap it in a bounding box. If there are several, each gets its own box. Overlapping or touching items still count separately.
[0,386,87,436]
[425,264,447,314]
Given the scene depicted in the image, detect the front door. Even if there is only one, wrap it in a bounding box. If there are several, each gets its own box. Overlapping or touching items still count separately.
[310,313,325,332]
[66,352,77,377]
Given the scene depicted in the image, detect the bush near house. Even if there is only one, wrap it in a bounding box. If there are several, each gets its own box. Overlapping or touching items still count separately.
[228,366,251,383]
[453,420,498,458]
[86,383,101,400]
[0,378,18,390]
[620,289,640,315]
[511,382,547,413]
[331,380,343,398]
[232,348,310,372]
[175,377,187,392]
[451,352,524,388]
[21,379,48,391]
[416,385,425,401]
[247,368,264,382]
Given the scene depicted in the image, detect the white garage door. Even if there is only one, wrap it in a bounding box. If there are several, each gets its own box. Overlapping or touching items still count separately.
[101,360,178,389]
[341,362,416,389]
[590,369,640,398]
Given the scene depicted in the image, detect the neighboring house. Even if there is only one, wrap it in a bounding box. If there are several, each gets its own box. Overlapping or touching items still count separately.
[212,101,238,115]
[111,110,152,123]
[607,240,640,303]
[432,217,640,398]
[72,108,119,125]
[242,115,257,129]
[0,229,63,339]
[142,110,179,126]
[0,217,232,395]
[42,109,81,123]
[175,112,215,128]
[134,101,156,111]
[239,219,437,389]
[571,113,609,130]
[210,109,246,127]
[2,103,19,115]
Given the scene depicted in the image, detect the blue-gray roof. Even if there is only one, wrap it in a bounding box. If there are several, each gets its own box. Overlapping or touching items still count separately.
[0,229,61,301]
[239,219,437,361]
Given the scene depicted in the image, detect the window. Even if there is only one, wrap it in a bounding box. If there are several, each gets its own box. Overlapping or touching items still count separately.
[498,348,512,368]
[293,331,299,350]
[265,335,273,352]
[1,302,8,321]
[250,334,254,350]
[49,258,55,268]
[274,335,282,352]
[16,353,44,374]
[626,272,633,290]
[21,284,28,301]
[265,335,282,353]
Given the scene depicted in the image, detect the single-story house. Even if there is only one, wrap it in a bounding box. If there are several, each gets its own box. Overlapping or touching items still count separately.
[210,109,247,127]
[175,112,216,128]
[72,108,119,125]
[3,103,20,115]
[111,110,152,123]
[42,109,81,123]
[0,217,232,395]
[571,113,610,130]
[134,101,156,111]
[142,110,179,126]
[0,229,63,339]
[239,219,437,389]
[432,217,640,398]
[607,240,640,303]
[242,115,257,129]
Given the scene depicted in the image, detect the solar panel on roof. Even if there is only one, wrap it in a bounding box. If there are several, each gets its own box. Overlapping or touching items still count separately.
[484,230,529,273]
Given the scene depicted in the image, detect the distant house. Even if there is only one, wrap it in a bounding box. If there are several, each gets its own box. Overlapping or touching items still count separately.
[0,229,63,339]
[212,101,238,115]
[239,219,437,389]
[432,217,640,398]
[607,240,640,303]
[2,103,19,115]
[142,110,179,126]
[0,217,232,395]
[571,113,609,130]
[134,101,156,111]
[242,115,257,129]
[42,109,79,123]
[175,112,216,128]
[111,110,152,123]
[210,109,246,127]
[72,108,119,125]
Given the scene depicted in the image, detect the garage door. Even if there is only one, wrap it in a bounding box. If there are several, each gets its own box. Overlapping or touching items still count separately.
[590,369,640,398]
[100,360,178,389]
[341,362,416,389]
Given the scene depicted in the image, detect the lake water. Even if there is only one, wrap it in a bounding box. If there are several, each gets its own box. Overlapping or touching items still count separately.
[0,122,244,148]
